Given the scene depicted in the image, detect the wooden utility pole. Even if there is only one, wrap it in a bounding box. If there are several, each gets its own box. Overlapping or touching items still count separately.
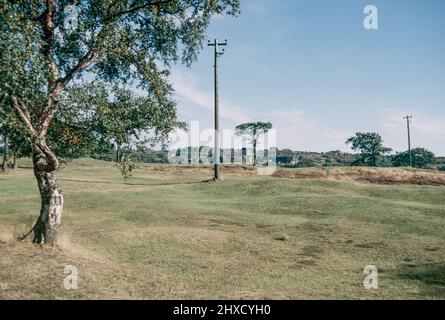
[404,115,413,167]
[208,39,227,181]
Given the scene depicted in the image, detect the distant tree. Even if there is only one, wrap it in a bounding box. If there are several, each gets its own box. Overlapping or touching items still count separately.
[0,123,30,171]
[393,147,436,168]
[236,122,272,165]
[70,83,180,163]
[1,1,241,245]
[345,132,392,167]
[199,146,210,164]
[377,155,394,168]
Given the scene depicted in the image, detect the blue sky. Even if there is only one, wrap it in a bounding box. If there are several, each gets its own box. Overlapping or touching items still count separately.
[170,0,445,155]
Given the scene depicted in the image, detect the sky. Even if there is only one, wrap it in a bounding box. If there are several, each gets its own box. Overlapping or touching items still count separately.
[169,0,445,155]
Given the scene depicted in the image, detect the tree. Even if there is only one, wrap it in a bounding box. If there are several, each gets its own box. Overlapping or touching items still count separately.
[393,147,436,168]
[0,122,29,171]
[0,0,240,245]
[235,122,272,165]
[345,132,391,167]
[2,120,34,169]
[69,82,183,163]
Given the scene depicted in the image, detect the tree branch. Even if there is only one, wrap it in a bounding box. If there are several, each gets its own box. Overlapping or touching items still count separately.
[36,0,176,136]
[33,139,60,172]
[7,89,36,136]
[105,0,174,22]
[39,0,59,85]
[39,50,100,137]
[37,0,173,138]
[14,100,34,132]
[9,94,59,172]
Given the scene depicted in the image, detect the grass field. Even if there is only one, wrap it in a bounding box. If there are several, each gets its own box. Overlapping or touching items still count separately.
[1,158,444,299]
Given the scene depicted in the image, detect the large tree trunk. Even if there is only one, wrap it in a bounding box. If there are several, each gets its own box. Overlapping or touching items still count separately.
[31,150,63,245]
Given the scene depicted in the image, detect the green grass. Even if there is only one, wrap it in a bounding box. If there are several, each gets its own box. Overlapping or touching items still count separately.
[1,158,444,299]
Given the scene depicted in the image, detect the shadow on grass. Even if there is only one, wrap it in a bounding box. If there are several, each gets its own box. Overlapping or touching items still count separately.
[61,179,114,184]
[397,262,445,298]
[123,180,212,186]
[61,178,212,187]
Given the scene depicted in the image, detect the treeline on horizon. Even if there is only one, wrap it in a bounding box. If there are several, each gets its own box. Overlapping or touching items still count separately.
[2,142,444,171]
[1,139,444,171]
[92,147,445,170]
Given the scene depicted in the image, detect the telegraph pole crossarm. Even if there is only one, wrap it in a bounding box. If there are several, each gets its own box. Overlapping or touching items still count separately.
[208,39,227,181]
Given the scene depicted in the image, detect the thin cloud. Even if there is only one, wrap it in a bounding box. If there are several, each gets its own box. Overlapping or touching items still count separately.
[171,68,356,152]
[381,108,445,135]
[171,68,251,124]
[378,107,445,155]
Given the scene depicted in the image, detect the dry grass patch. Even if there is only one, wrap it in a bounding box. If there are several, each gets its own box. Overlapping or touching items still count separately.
[273,167,445,186]
[0,231,14,244]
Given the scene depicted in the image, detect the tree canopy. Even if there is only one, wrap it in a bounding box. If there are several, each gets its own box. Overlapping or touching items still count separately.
[345,132,391,167]
[393,147,436,168]
[0,0,241,245]
[1,0,240,164]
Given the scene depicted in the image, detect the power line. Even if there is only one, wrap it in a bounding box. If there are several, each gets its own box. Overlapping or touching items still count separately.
[208,39,227,181]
